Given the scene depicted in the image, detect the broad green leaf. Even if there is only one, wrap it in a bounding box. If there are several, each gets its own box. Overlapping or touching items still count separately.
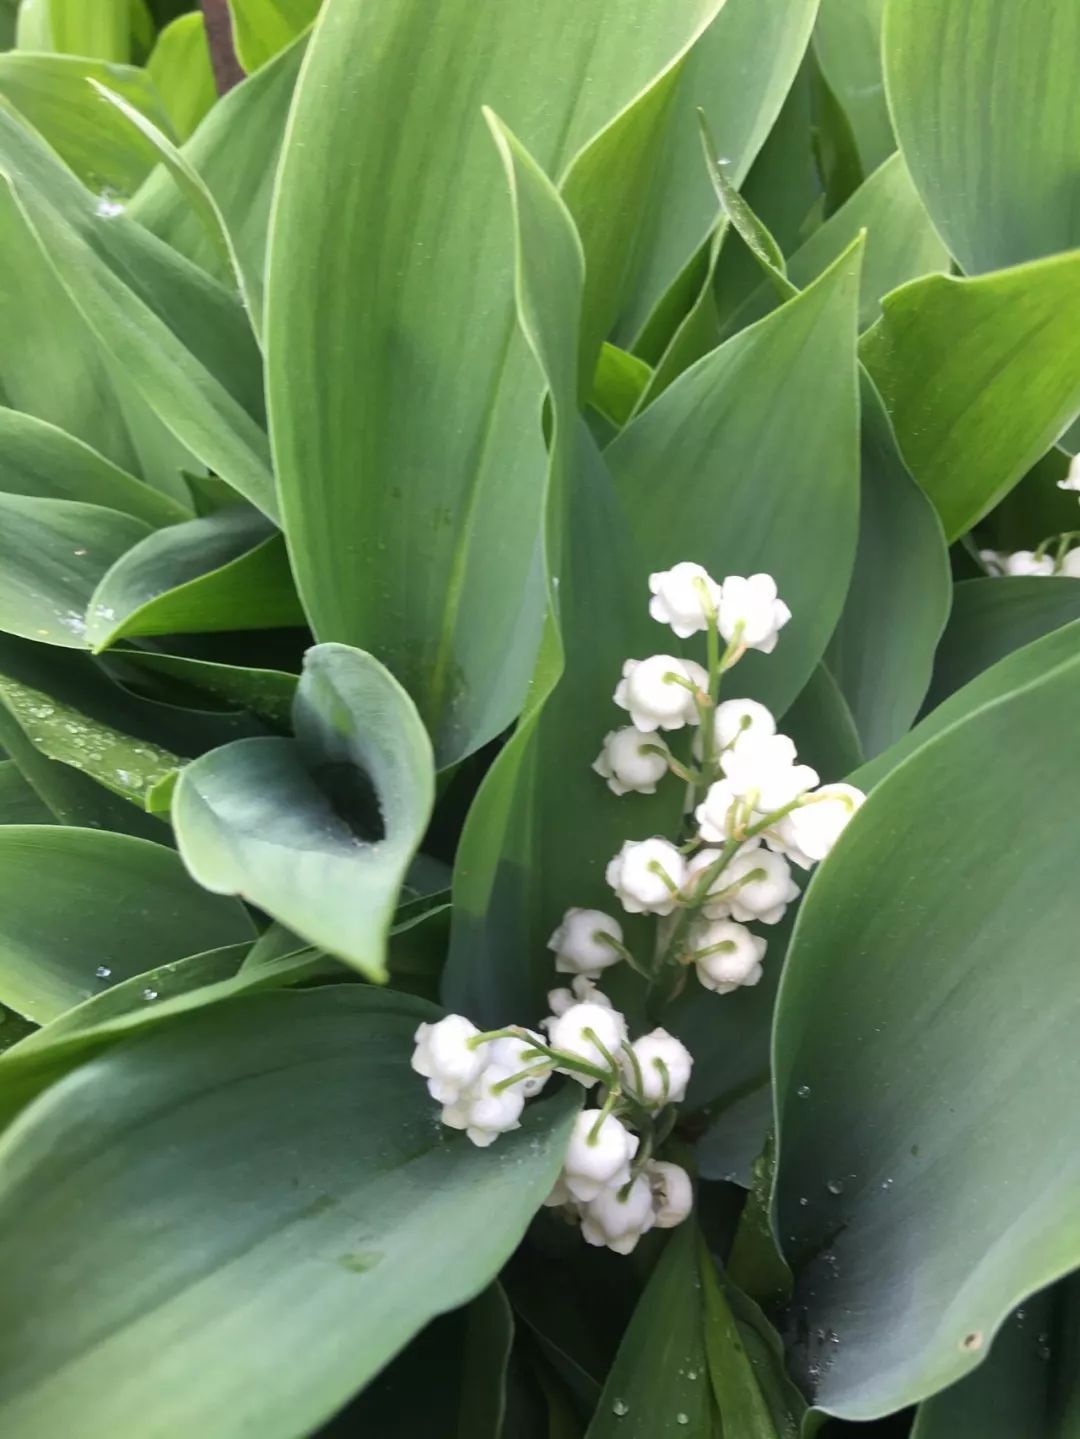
[86,506,305,651]
[826,375,950,757]
[861,251,1080,539]
[585,1224,713,1438]
[813,0,891,173]
[608,244,863,717]
[922,578,1080,716]
[0,825,254,1022]
[227,0,317,72]
[146,13,215,142]
[132,33,305,315]
[0,407,189,525]
[13,0,50,50]
[266,0,758,764]
[855,618,1080,792]
[781,663,863,780]
[33,0,130,61]
[0,986,577,1438]
[0,494,150,648]
[717,151,949,341]
[912,1282,1080,1439]
[883,0,1080,274]
[0,54,173,195]
[695,1082,773,1188]
[120,648,297,725]
[773,648,1080,1419]
[605,0,819,347]
[590,343,652,430]
[334,1285,513,1439]
[0,760,51,823]
[174,644,434,979]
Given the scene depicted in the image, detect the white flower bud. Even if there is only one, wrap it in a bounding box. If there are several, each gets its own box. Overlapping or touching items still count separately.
[546,974,613,1017]
[547,907,624,976]
[592,727,670,796]
[768,783,866,868]
[683,842,761,910]
[1058,547,1080,577]
[721,848,799,925]
[694,779,746,843]
[717,573,791,654]
[690,917,767,993]
[1001,550,1054,577]
[720,732,818,812]
[692,697,776,761]
[647,561,722,638]
[614,655,708,732]
[606,837,687,916]
[979,549,1005,576]
[440,1063,525,1147]
[581,1172,656,1254]
[484,1029,552,1097]
[542,1174,579,1211]
[624,1027,693,1108]
[1057,454,1080,492]
[544,1002,628,1082]
[646,1160,694,1228]
[411,1014,486,1104]
[562,1110,639,1202]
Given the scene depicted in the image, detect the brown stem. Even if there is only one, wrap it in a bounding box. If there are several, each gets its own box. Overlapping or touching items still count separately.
[201,0,245,96]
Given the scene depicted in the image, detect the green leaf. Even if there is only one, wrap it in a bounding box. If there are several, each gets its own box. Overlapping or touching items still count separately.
[0,986,577,1438]
[227,0,318,72]
[883,0,1080,274]
[590,343,652,429]
[118,648,297,726]
[922,578,1080,716]
[608,244,864,717]
[912,1281,1080,1439]
[132,33,305,314]
[0,760,51,824]
[173,644,435,979]
[32,0,130,61]
[0,407,189,526]
[861,250,1080,539]
[85,506,305,651]
[717,151,950,341]
[773,645,1080,1419]
[265,0,765,764]
[0,53,173,195]
[780,664,864,782]
[813,0,892,173]
[826,374,951,757]
[585,1224,713,1438]
[0,825,254,1022]
[0,494,150,648]
[145,13,215,142]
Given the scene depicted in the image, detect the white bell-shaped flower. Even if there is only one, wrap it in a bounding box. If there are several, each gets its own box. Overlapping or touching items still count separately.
[768,783,866,868]
[690,917,767,993]
[440,1063,526,1147]
[683,842,761,911]
[411,1014,486,1104]
[562,1109,639,1202]
[721,848,799,925]
[646,1160,694,1228]
[606,837,687,916]
[692,698,776,761]
[647,561,722,638]
[1001,550,1054,577]
[592,727,671,796]
[484,1029,552,1098]
[1057,454,1080,491]
[720,732,818,812]
[695,780,747,843]
[624,1027,693,1108]
[614,655,708,732]
[541,1174,579,1211]
[979,549,1005,576]
[547,907,624,976]
[717,573,791,654]
[581,1172,656,1254]
[544,1001,628,1082]
[547,974,613,1017]
[1058,547,1080,577]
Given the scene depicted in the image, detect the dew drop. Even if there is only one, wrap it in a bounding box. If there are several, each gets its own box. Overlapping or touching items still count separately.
[826,1179,844,1196]
[142,988,159,1002]
[796,1084,811,1099]
[799,1196,809,1206]
[95,965,112,979]
[686,1370,698,1381]
[676,1415,689,1427]
[611,1399,629,1418]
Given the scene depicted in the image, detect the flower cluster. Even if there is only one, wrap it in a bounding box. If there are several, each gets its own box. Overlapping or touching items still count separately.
[981,457,1080,578]
[411,561,866,1256]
